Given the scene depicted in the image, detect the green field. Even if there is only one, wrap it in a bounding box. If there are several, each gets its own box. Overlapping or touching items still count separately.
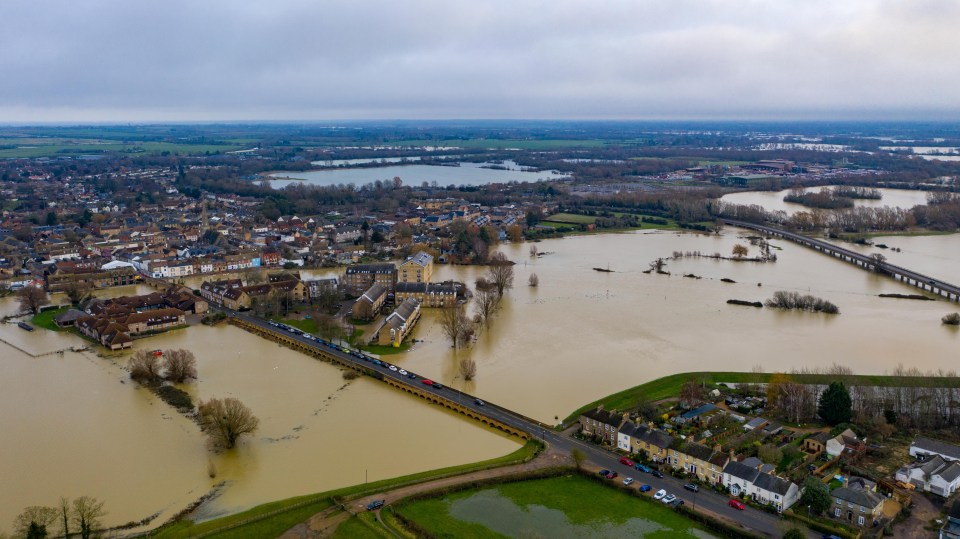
[545,212,598,224]
[0,139,245,158]
[331,514,386,539]
[148,440,541,539]
[31,306,69,331]
[563,371,960,425]
[395,474,716,539]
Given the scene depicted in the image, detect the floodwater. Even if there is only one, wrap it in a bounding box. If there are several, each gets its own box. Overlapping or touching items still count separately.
[268,160,567,188]
[0,292,518,534]
[5,226,960,533]
[719,187,933,216]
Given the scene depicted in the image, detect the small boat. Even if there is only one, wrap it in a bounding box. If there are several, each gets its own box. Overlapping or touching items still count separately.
[18,322,34,331]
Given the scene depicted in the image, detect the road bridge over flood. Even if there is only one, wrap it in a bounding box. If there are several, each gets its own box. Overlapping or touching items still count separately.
[721,219,960,302]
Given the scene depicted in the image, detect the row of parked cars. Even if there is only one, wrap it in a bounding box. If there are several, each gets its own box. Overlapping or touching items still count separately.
[612,457,748,511]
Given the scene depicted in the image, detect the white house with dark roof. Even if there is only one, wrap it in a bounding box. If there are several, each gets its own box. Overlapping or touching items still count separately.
[896,455,960,498]
[722,460,800,512]
[910,437,960,462]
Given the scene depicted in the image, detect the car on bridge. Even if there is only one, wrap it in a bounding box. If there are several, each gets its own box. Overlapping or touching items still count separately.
[474,399,485,406]
[422,379,434,386]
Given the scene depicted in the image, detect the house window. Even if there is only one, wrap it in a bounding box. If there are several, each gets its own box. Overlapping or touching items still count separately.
[860,506,865,513]
[775,494,780,500]
[834,507,841,517]
[857,515,865,526]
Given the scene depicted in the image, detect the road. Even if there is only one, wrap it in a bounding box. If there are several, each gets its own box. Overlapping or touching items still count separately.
[720,218,960,301]
[227,310,813,538]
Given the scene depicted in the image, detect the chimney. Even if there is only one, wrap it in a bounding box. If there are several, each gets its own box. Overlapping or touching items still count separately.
[843,476,849,488]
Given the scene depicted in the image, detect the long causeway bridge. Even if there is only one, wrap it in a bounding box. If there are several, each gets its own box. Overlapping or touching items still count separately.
[721,218,960,302]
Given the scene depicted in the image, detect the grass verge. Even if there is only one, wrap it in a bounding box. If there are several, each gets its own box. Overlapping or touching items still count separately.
[361,343,412,355]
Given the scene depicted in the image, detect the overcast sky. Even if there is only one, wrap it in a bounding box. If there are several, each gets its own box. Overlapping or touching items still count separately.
[2,0,959,122]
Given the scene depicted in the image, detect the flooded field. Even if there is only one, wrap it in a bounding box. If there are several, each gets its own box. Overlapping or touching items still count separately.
[719,186,933,216]
[3,224,959,533]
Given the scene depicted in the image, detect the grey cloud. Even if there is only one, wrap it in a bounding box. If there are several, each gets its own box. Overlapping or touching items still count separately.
[1,0,959,121]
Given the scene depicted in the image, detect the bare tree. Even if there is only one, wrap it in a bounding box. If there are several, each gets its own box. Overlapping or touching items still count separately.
[163,349,198,383]
[13,506,57,539]
[197,397,260,449]
[459,358,477,381]
[128,350,163,382]
[72,497,105,539]
[486,252,514,296]
[648,258,667,274]
[528,273,539,287]
[474,279,502,324]
[63,281,93,305]
[58,496,71,539]
[439,304,473,349]
[529,244,538,257]
[732,244,749,258]
[313,312,345,342]
[17,286,50,315]
[679,378,705,408]
[869,253,887,274]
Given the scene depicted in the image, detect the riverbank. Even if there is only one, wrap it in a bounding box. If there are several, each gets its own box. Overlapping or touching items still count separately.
[562,370,960,426]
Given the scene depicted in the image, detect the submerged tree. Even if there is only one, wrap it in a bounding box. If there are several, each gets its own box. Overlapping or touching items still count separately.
[163,349,198,383]
[128,350,163,383]
[72,496,106,539]
[459,358,477,381]
[439,304,473,349]
[197,397,260,449]
[731,244,749,258]
[17,286,50,315]
[474,278,502,324]
[528,273,539,287]
[487,252,514,296]
[13,506,57,539]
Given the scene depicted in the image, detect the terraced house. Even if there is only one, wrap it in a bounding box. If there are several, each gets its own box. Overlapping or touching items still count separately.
[666,442,730,484]
[343,263,396,295]
[394,281,457,308]
[374,297,421,346]
[722,460,800,512]
[399,252,433,283]
[578,407,624,445]
[617,420,674,463]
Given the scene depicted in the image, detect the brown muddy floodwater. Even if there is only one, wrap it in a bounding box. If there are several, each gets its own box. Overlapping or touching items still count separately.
[3,228,959,533]
[0,290,518,533]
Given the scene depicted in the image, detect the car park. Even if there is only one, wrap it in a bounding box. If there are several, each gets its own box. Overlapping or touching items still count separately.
[728,499,745,510]
[599,469,611,477]
[683,483,699,493]
[622,477,634,486]
[662,494,676,504]
[653,489,667,500]
[634,463,652,473]
[638,484,651,492]
[619,457,634,467]
[651,470,664,478]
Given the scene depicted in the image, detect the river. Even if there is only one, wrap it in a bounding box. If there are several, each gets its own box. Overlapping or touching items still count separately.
[4,226,960,533]
[720,186,933,216]
[268,160,567,188]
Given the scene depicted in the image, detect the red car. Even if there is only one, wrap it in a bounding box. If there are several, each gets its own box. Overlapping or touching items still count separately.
[619,457,635,467]
[728,499,745,510]
[607,471,618,479]
[422,379,434,386]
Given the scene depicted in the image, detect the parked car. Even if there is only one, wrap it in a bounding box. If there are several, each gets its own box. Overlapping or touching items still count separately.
[619,457,635,467]
[651,470,664,478]
[638,484,652,492]
[728,499,745,510]
[635,463,652,473]
[607,471,618,479]
[599,469,611,477]
[662,494,677,504]
[623,477,634,486]
[670,498,685,508]
[683,483,699,493]
[366,499,385,511]
[474,399,485,406]
[653,489,667,500]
